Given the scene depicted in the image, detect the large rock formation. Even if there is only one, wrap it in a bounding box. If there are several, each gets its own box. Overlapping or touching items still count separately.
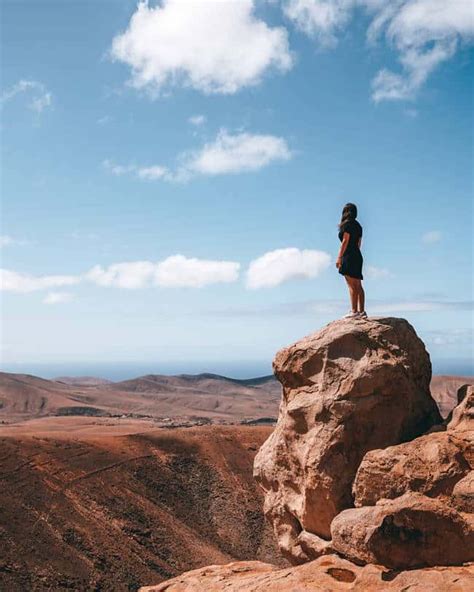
[140,319,474,591]
[253,317,441,563]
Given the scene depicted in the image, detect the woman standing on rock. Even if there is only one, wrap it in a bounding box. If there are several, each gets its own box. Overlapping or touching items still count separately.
[336,203,367,318]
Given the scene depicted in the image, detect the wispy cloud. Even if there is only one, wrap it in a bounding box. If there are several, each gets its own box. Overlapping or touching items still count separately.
[422,230,442,244]
[102,159,136,176]
[136,165,170,181]
[0,235,29,248]
[246,248,331,289]
[85,261,156,289]
[365,265,392,279]
[1,79,52,113]
[424,328,473,347]
[103,129,292,183]
[189,114,206,126]
[110,0,293,96]
[283,0,354,48]
[369,0,471,103]
[43,291,74,304]
[283,1,474,102]
[207,298,474,317]
[0,269,80,293]
[97,115,112,125]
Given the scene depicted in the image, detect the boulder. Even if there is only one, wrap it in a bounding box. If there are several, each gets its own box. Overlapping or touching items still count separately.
[253,317,441,563]
[353,432,471,507]
[353,381,473,507]
[331,492,474,568]
[139,554,474,591]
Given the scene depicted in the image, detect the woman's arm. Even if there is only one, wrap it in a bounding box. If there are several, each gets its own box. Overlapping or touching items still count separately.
[358,237,362,249]
[336,232,350,269]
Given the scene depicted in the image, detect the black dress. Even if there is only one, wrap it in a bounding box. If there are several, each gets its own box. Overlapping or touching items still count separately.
[338,220,363,279]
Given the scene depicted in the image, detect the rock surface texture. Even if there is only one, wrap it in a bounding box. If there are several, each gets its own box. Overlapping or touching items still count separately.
[141,318,474,591]
[253,317,442,563]
[340,382,474,567]
[140,555,474,591]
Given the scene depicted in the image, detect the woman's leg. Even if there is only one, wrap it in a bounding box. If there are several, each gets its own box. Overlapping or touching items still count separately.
[345,277,358,312]
[356,280,365,312]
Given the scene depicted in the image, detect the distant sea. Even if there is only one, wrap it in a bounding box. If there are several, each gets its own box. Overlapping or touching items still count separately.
[1,358,472,381]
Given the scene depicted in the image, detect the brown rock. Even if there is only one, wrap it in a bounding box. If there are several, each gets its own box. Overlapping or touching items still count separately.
[353,432,471,507]
[253,317,441,563]
[331,492,474,568]
[452,471,474,513]
[353,383,473,510]
[139,554,474,591]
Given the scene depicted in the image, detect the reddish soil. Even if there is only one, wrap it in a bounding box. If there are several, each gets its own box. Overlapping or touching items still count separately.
[0,425,284,591]
[0,371,471,591]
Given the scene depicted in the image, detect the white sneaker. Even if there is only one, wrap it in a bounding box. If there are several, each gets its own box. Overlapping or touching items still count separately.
[357,311,368,318]
[344,312,359,318]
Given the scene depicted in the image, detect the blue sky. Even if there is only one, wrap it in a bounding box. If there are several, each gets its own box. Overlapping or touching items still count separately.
[1,0,473,377]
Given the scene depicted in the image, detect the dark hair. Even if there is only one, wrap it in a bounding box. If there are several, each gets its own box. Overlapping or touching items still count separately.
[338,202,357,229]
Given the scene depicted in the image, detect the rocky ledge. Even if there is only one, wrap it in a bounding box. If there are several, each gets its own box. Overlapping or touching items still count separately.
[140,317,474,591]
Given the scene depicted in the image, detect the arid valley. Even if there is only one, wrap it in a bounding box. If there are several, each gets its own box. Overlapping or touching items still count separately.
[1,362,472,590]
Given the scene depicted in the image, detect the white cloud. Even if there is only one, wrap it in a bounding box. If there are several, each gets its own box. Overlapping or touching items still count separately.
[283,0,474,102]
[136,165,170,180]
[103,129,292,183]
[283,0,354,47]
[0,269,80,293]
[246,247,331,289]
[155,255,240,288]
[366,265,392,279]
[102,159,136,176]
[110,0,293,96]
[103,159,172,181]
[1,79,52,113]
[185,129,293,176]
[422,230,442,244]
[370,0,474,102]
[85,262,156,289]
[43,291,74,304]
[85,256,240,289]
[371,37,457,102]
[189,114,206,126]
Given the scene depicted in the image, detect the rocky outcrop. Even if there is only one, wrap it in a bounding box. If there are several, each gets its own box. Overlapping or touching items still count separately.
[331,492,474,568]
[141,319,473,591]
[352,384,473,508]
[253,317,441,564]
[140,554,474,591]
[353,431,471,506]
[338,381,474,567]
